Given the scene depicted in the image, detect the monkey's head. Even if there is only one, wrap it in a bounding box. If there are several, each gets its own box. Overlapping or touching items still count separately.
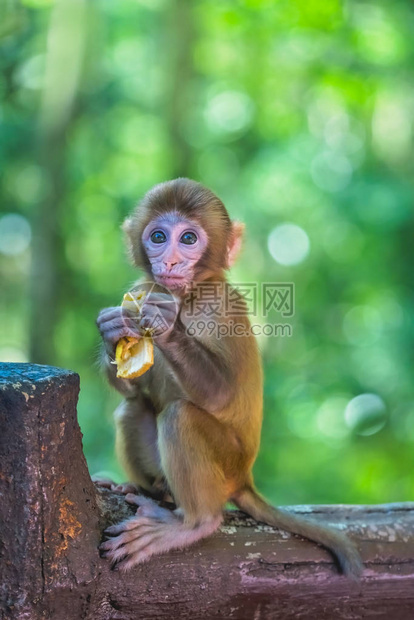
[123,178,244,293]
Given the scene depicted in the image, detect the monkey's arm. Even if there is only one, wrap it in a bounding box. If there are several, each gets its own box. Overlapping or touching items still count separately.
[158,319,234,412]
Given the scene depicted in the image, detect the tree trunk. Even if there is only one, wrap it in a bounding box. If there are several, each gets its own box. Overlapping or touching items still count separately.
[1,363,414,620]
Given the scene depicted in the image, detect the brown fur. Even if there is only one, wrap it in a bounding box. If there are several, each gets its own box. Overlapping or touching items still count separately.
[98,179,362,577]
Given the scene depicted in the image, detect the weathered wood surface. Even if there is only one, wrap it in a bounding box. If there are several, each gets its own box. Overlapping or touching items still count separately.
[1,363,414,620]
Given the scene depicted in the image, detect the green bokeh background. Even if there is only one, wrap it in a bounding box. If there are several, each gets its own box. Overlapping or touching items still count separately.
[1,0,414,505]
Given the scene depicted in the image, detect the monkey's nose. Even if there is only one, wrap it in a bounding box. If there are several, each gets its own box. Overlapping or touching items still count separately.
[164,261,178,269]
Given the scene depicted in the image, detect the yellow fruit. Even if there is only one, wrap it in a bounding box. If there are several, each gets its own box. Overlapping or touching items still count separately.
[114,290,154,379]
[115,336,154,379]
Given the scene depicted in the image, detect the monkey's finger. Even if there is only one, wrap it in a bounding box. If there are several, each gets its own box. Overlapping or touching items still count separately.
[104,328,141,344]
[103,528,164,570]
[104,321,141,337]
[125,495,175,522]
[97,307,127,324]
[111,483,140,494]
[142,301,176,312]
[97,308,136,329]
[144,293,176,304]
[143,308,177,321]
[125,493,155,507]
[104,545,129,567]
[112,532,163,570]
[104,516,153,536]
[92,476,115,489]
[100,524,161,552]
[97,306,119,319]
[115,536,165,571]
[99,322,139,339]
[101,532,133,550]
[100,535,130,552]
[99,314,139,331]
[115,553,149,571]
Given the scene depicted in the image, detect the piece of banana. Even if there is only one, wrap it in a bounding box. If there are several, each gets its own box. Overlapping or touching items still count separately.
[114,290,154,379]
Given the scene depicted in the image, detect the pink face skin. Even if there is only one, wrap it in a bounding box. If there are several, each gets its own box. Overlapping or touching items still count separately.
[142,212,208,291]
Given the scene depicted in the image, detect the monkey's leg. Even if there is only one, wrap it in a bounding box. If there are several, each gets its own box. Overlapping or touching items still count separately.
[100,400,234,571]
[113,394,164,495]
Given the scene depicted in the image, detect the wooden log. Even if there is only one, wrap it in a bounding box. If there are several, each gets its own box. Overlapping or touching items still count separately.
[1,363,414,620]
[0,363,100,619]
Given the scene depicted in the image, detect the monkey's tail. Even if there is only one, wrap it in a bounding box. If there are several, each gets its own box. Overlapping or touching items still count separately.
[232,486,363,579]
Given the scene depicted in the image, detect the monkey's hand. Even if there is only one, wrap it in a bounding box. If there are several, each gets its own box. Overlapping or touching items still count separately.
[138,293,179,340]
[96,307,141,356]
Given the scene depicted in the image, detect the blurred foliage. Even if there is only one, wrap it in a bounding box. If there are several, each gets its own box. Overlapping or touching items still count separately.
[1,0,414,505]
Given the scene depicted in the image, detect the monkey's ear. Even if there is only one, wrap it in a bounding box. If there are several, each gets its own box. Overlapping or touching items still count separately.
[122,217,133,236]
[121,217,136,263]
[122,217,134,251]
[227,221,245,268]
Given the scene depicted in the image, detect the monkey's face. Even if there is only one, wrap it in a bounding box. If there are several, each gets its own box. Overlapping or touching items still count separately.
[142,211,208,291]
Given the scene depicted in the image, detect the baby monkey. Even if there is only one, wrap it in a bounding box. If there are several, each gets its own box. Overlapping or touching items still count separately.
[96,178,362,577]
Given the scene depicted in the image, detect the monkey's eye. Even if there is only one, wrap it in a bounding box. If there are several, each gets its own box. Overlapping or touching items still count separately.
[150,230,167,244]
[180,231,198,245]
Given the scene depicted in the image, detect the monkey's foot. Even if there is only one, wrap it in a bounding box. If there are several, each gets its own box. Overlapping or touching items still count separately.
[99,494,221,571]
[92,476,140,495]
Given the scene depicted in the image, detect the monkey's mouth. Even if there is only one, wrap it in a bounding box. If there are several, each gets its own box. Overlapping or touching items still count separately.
[155,274,186,288]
